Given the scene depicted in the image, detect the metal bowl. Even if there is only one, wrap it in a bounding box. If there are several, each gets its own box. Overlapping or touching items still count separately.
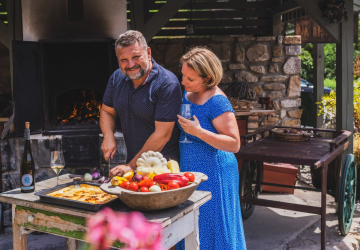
[100,172,208,211]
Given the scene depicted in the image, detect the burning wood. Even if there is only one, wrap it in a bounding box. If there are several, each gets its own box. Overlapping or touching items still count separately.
[57,90,102,125]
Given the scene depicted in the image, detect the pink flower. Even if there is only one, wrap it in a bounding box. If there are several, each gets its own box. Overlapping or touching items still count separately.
[85,208,165,250]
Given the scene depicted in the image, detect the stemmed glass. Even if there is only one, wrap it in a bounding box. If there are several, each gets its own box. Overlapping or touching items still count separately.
[180,104,193,143]
[50,151,65,186]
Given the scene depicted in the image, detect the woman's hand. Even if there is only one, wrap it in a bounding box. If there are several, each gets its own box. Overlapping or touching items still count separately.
[177,114,202,136]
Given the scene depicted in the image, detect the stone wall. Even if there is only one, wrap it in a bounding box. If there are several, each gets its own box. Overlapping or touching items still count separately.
[148,35,302,131]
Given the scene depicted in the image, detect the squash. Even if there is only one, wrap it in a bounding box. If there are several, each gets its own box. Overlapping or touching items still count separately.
[167,159,180,173]
[136,151,170,176]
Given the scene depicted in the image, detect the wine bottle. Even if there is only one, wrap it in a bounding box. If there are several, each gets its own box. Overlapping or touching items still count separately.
[20,122,35,193]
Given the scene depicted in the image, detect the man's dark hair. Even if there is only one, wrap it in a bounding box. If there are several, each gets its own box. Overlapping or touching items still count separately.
[115,30,148,51]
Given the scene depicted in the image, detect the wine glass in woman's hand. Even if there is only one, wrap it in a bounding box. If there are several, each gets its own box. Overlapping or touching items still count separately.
[180,104,192,143]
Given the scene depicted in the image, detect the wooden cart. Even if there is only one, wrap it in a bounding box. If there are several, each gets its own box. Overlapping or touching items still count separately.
[237,126,356,250]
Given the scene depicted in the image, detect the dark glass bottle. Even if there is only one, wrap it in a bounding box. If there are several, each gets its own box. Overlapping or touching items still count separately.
[20,122,35,193]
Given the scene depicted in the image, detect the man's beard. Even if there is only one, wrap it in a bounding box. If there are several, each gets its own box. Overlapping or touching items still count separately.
[125,62,149,80]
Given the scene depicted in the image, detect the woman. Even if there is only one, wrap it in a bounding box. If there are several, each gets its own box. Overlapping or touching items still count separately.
[176,47,246,250]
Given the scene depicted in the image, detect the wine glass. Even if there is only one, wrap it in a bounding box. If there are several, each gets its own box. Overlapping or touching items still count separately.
[50,151,65,186]
[180,104,193,143]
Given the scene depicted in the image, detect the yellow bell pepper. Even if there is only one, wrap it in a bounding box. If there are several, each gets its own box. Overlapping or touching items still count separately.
[123,171,134,181]
[115,176,129,184]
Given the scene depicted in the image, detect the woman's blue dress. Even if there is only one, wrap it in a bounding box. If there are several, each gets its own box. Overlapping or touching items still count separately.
[176,91,247,250]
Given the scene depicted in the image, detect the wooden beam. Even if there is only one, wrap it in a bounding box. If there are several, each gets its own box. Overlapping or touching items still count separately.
[143,0,188,42]
[263,0,278,8]
[163,19,272,28]
[147,1,269,10]
[294,0,340,43]
[272,0,301,16]
[0,21,8,48]
[156,27,272,36]
[313,44,325,129]
[130,0,145,32]
[336,0,354,154]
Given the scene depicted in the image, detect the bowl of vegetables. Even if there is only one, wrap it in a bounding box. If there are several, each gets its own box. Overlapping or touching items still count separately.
[100,171,208,211]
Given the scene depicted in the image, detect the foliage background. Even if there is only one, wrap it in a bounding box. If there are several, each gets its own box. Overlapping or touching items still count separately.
[299,16,360,88]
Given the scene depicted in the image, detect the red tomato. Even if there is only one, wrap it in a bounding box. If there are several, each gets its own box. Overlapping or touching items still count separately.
[120,181,131,189]
[184,172,195,182]
[127,182,139,192]
[167,181,180,190]
[148,181,157,188]
[140,187,149,192]
[142,176,150,181]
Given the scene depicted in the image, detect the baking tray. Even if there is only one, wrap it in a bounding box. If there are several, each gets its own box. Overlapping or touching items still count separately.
[35,181,118,211]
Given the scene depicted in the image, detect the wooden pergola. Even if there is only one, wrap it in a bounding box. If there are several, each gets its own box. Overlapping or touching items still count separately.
[0,0,355,153]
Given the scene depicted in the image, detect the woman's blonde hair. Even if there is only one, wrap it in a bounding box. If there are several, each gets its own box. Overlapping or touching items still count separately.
[180,47,223,88]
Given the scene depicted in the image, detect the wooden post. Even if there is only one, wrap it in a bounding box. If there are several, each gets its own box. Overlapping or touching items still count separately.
[336,0,354,155]
[313,43,325,129]
[185,208,200,250]
[6,0,22,110]
[66,238,79,250]
[130,0,145,32]
[272,0,282,35]
[320,164,328,250]
[12,204,27,250]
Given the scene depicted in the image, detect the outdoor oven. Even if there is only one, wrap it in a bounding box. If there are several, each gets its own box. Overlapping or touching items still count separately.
[13,39,124,169]
[13,40,118,135]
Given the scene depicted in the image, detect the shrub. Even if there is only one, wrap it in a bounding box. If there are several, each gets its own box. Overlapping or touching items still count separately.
[299,48,313,82]
[324,78,336,91]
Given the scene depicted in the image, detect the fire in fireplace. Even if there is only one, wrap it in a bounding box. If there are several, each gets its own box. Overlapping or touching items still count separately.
[57,89,102,126]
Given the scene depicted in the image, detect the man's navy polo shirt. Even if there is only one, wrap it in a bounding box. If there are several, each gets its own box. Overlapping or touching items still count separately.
[102,59,182,163]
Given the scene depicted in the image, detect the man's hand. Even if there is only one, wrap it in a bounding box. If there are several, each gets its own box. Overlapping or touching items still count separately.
[101,136,117,162]
[109,165,134,179]
[100,104,117,161]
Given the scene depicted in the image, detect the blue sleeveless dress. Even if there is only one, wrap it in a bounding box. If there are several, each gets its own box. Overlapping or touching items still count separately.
[176,91,247,250]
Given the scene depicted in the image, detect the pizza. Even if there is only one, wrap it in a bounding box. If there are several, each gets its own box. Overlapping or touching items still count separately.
[47,184,117,204]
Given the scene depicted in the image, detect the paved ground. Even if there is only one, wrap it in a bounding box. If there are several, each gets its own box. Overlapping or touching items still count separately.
[243,190,320,250]
[1,166,360,250]
[244,181,360,250]
[0,233,66,250]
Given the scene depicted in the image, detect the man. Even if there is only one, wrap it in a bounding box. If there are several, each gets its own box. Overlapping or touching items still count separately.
[101,30,182,178]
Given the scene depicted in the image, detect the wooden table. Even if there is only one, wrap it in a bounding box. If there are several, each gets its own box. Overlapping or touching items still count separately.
[237,126,352,250]
[0,174,211,250]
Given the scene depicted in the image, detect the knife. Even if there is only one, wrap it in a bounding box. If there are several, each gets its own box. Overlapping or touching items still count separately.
[108,157,111,177]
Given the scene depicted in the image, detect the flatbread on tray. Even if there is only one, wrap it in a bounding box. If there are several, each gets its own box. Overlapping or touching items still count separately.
[47,184,117,204]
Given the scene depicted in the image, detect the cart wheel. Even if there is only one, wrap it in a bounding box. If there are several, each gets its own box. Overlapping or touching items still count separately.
[240,160,260,219]
[338,154,357,235]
